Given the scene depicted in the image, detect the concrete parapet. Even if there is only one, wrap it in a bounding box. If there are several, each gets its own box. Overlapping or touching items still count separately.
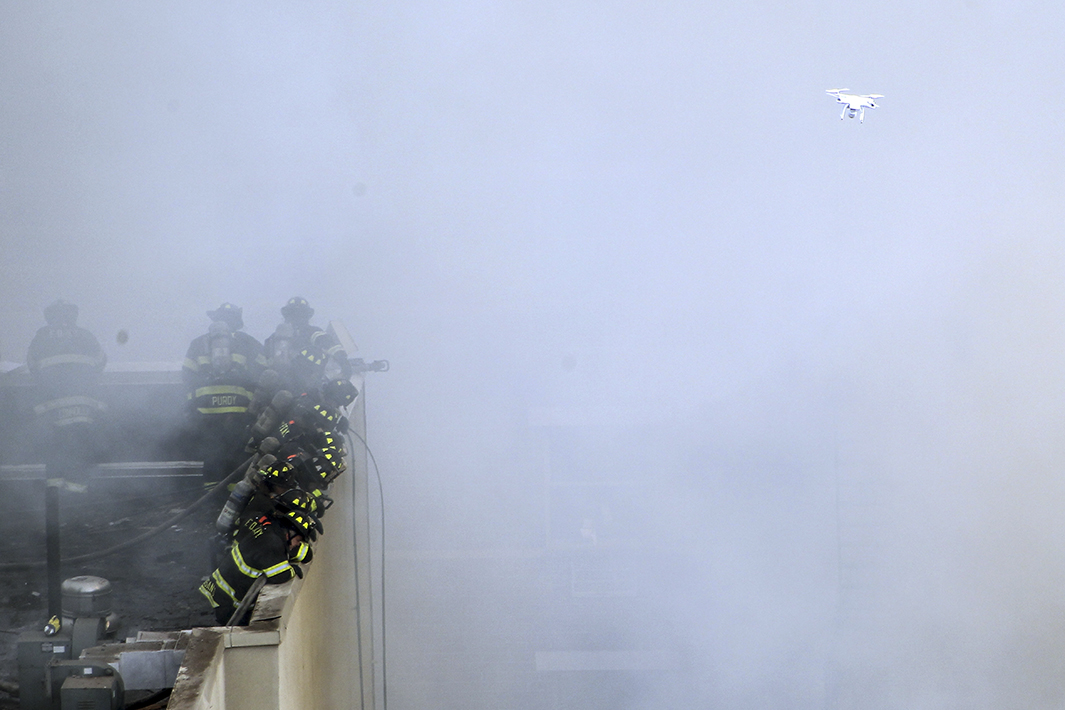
[169,374,375,710]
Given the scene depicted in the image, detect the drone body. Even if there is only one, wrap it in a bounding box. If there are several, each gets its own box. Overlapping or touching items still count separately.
[826,89,883,123]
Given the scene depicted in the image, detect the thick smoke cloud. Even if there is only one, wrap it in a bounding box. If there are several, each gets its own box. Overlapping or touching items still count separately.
[4,0,1065,707]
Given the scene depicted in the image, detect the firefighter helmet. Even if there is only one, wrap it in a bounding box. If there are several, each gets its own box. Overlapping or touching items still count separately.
[285,347,327,392]
[287,396,340,434]
[258,456,296,487]
[281,297,314,322]
[274,489,323,541]
[322,379,359,409]
[311,447,345,485]
[207,303,244,331]
[309,403,341,431]
[316,430,348,458]
[297,347,325,370]
[293,442,345,487]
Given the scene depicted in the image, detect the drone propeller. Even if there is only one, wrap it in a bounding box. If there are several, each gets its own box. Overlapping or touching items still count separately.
[825,88,849,94]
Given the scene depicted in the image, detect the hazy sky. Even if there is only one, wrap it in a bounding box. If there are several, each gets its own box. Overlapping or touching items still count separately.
[4,1,1065,707]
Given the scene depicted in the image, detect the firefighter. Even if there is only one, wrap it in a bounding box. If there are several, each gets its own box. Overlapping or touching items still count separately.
[199,489,322,625]
[183,303,267,487]
[26,300,107,485]
[263,297,352,382]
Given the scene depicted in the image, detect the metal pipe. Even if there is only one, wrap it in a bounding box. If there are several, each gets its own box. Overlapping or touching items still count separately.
[44,479,62,623]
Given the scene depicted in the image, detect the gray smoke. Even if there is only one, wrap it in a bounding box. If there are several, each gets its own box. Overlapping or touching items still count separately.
[4,0,1065,707]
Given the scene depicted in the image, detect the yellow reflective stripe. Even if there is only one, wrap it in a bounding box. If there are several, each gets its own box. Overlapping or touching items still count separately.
[230,544,262,580]
[291,542,310,563]
[193,385,253,398]
[54,415,93,426]
[188,354,253,368]
[263,560,292,578]
[33,396,105,416]
[231,535,291,578]
[197,406,249,414]
[37,354,102,368]
[198,584,220,608]
[35,395,103,409]
[212,569,240,602]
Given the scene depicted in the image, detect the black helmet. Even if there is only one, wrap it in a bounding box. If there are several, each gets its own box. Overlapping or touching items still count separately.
[258,456,296,488]
[280,297,314,322]
[287,347,326,391]
[44,300,79,326]
[308,403,342,431]
[207,303,244,331]
[315,430,348,458]
[310,446,346,485]
[274,489,324,541]
[284,393,340,435]
[297,347,325,371]
[322,379,359,409]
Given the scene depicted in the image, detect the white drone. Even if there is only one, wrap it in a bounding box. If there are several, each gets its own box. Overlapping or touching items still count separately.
[826,89,883,123]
